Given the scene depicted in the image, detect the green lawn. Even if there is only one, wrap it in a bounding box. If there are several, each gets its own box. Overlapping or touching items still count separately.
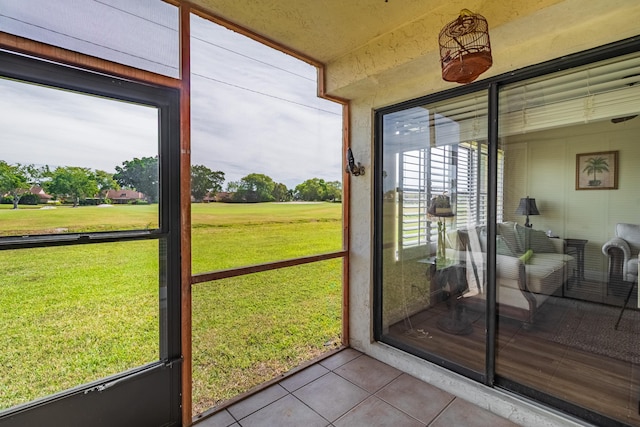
[0,203,159,235]
[192,259,341,413]
[0,202,343,413]
[191,202,342,272]
[0,241,160,407]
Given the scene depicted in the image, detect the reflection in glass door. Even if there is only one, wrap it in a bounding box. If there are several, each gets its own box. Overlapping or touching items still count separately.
[376,92,491,378]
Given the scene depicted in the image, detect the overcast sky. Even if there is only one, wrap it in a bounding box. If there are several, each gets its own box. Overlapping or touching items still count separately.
[0,0,343,189]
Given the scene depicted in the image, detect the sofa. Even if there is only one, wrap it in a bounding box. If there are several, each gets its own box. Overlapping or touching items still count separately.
[446,222,574,327]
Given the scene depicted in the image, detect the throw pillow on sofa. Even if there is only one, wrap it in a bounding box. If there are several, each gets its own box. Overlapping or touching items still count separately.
[514,224,556,253]
[497,235,516,257]
[497,222,520,254]
[519,248,534,263]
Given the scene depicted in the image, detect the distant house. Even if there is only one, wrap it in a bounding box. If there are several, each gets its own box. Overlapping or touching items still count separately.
[29,186,53,203]
[190,191,229,203]
[213,192,233,202]
[3,186,53,204]
[104,189,146,204]
[200,192,215,203]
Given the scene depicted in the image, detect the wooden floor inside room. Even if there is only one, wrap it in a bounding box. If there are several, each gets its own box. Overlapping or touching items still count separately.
[387,283,640,426]
[496,304,640,426]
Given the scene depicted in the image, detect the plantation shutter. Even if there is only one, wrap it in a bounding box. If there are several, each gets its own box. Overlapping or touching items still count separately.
[456,142,476,227]
[397,92,489,250]
[400,149,429,248]
[399,142,504,250]
[458,142,505,227]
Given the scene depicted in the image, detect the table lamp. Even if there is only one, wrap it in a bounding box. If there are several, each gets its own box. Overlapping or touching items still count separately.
[515,196,539,228]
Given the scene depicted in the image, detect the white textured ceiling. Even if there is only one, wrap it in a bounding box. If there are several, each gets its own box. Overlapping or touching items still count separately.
[190,0,441,63]
[189,0,564,65]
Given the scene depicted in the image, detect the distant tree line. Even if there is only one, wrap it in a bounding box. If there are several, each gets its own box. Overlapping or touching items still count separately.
[221,173,341,203]
[0,157,341,208]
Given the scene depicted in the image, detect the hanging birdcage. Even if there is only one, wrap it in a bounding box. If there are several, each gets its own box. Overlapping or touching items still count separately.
[439,9,492,84]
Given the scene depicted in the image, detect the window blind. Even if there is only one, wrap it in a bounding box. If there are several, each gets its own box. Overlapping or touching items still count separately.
[500,52,640,135]
[386,92,500,250]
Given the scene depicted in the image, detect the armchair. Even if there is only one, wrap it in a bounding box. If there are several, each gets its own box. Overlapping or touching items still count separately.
[602,223,640,285]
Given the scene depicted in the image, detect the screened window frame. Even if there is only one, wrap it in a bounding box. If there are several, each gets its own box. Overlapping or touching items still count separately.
[1,5,350,424]
[0,49,182,421]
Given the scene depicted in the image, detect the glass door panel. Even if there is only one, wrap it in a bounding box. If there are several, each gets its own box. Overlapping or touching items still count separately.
[377,92,489,376]
[496,52,640,425]
[0,241,160,410]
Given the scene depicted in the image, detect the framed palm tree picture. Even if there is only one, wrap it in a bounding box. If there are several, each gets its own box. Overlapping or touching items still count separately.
[576,150,618,190]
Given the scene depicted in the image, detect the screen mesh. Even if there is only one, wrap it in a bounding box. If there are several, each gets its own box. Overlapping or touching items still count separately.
[0,0,179,78]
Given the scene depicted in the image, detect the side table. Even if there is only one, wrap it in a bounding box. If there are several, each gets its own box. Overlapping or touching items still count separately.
[565,238,587,287]
[426,258,472,335]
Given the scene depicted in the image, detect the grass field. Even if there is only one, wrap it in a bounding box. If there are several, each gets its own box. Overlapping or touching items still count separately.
[191,202,342,273]
[0,203,159,235]
[192,259,341,413]
[0,202,343,413]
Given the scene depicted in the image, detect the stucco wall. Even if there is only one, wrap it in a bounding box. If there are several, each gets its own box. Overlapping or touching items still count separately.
[326,0,640,102]
[342,0,640,350]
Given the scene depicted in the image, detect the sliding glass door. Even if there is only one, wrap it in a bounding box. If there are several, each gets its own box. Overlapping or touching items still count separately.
[375,41,640,426]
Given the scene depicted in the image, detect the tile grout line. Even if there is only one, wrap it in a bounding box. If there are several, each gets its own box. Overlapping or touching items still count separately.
[239,351,368,426]
[371,393,431,427]
[231,385,291,424]
[330,392,377,426]
[214,350,369,426]
[288,387,341,426]
[426,396,457,426]
[324,357,418,426]
[323,356,377,425]
[328,353,404,395]
[318,352,409,425]
[285,369,337,425]
[283,359,377,427]
[372,375,435,426]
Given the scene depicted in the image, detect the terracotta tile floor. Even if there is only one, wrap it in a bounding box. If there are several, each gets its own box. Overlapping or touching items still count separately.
[195,348,519,427]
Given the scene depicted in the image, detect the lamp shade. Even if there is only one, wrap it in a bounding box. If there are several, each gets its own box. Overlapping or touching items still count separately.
[427,192,455,217]
[515,197,540,216]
